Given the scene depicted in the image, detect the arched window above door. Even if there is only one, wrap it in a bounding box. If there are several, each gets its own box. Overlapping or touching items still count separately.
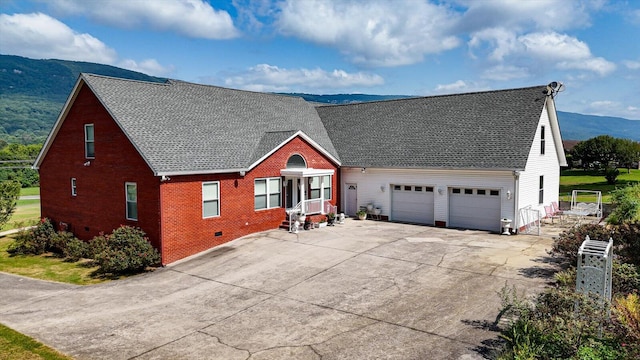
[286,154,307,169]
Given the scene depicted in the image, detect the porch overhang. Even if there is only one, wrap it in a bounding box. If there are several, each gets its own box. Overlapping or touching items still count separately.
[280,168,335,177]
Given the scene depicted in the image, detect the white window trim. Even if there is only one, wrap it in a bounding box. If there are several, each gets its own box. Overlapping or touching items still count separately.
[323,175,332,200]
[539,175,544,204]
[125,182,138,221]
[84,124,95,159]
[202,181,220,218]
[71,178,77,196]
[255,177,281,210]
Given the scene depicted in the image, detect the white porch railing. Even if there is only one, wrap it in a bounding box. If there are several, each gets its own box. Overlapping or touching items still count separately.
[287,199,337,233]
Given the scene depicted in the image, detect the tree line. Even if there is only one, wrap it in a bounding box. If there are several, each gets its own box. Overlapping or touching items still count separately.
[567,135,640,184]
[0,141,41,188]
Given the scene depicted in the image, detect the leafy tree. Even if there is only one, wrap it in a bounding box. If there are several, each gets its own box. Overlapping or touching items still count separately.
[0,180,21,228]
[572,135,617,170]
[615,138,640,173]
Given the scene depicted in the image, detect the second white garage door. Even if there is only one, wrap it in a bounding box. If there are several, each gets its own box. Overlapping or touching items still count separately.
[449,188,501,232]
[391,185,434,225]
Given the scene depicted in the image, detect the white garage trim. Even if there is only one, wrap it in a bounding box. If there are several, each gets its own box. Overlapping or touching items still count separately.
[391,184,434,225]
[449,187,501,232]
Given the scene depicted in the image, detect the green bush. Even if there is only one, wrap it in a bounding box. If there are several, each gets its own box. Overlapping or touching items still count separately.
[62,237,88,262]
[604,166,620,185]
[608,184,640,225]
[498,285,628,359]
[7,218,55,255]
[92,226,159,275]
[616,222,640,267]
[550,224,617,266]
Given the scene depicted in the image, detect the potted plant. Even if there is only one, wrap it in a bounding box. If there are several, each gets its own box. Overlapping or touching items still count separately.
[356,209,367,220]
[327,212,336,226]
[319,217,327,228]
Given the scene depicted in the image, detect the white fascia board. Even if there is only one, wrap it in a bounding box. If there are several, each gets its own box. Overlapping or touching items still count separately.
[545,97,568,167]
[33,76,85,169]
[280,168,335,177]
[247,130,341,171]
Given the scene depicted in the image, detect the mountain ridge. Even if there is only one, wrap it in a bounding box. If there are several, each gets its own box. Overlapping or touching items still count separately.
[1,54,638,143]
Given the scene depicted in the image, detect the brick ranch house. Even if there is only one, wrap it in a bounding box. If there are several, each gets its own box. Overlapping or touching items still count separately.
[35,74,566,265]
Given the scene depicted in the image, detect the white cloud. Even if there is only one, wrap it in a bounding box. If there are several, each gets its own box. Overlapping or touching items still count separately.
[623,60,640,70]
[0,12,117,63]
[118,59,174,77]
[0,12,174,77]
[481,64,530,81]
[275,0,460,67]
[586,100,640,120]
[47,0,239,39]
[456,0,603,32]
[222,64,384,92]
[469,30,615,77]
[432,80,489,94]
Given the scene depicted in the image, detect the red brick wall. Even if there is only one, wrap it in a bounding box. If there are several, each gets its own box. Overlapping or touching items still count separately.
[39,83,162,248]
[159,136,339,264]
[40,82,339,265]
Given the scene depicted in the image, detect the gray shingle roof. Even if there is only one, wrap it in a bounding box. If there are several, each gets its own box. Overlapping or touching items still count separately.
[315,86,549,170]
[81,74,339,175]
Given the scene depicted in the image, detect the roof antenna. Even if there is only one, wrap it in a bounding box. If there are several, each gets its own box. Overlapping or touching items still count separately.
[545,81,565,98]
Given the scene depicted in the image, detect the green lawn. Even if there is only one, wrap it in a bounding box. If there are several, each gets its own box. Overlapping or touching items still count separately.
[19,187,40,197]
[559,168,640,203]
[0,236,102,285]
[0,323,72,360]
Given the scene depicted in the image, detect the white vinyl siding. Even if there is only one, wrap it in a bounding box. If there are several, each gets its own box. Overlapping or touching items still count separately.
[255,178,281,210]
[125,182,137,221]
[84,124,95,158]
[340,167,514,228]
[202,182,220,218]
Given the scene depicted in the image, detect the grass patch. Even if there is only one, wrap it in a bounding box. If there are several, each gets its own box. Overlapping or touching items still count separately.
[0,236,103,285]
[0,322,72,360]
[559,168,640,203]
[19,187,40,197]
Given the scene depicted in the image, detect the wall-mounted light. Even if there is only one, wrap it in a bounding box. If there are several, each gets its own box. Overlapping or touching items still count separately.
[380,185,385,192]
[83,161,91,167]
[161,175,171,182]
[239,171,246,177]
[361,168,366,174]
[506,190,512,200]
[437,187,444,195]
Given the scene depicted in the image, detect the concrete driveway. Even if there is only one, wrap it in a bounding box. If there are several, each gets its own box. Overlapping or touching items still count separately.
[0,219,558,360]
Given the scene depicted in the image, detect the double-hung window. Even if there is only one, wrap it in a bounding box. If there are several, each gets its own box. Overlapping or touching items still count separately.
[309,176,332,200]
[71,178,77,196]
[85,124,95,158]
[322,175,332,200]
[538,176,544,204]
[125,182,138,220]
[255,178,281,210]
[540,125,546,155]
[202,181,220,218]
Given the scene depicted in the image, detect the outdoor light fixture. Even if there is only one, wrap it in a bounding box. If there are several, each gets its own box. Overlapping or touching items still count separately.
[506,190,512,200]
[437,187,444,195]
[361,168,366,174]
[380,185,385,192]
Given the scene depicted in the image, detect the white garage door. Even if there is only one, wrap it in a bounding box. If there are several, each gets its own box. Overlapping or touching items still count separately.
[391,185,434,225]
[449,188,501,232]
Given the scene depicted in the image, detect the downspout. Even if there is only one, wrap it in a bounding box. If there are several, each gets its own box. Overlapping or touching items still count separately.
[513,170,520,234]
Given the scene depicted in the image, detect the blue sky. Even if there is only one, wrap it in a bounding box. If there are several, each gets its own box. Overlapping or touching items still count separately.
[1,0,639,120]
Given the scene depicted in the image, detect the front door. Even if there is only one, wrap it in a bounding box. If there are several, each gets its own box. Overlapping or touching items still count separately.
[285,178,302,210]
[346,183,357,216]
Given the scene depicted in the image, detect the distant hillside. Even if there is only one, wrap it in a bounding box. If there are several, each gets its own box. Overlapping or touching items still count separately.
[0,54,164,142]
[1,54,638,143]
[556,111,639,141]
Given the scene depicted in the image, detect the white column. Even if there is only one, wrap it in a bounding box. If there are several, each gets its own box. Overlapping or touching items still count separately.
[299,177,306,213]
[320,176,325,213]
